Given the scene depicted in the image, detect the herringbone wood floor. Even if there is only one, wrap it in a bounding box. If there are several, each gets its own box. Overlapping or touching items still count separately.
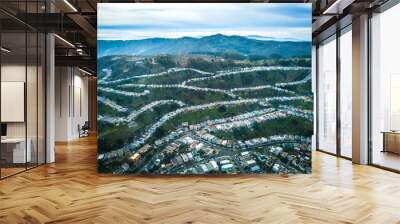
[1,135,400,224]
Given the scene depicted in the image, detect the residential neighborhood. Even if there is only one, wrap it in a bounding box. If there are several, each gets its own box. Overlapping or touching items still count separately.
[97,54,313,174]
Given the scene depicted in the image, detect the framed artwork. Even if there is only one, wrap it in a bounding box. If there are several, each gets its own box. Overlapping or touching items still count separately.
[97,3,312,175]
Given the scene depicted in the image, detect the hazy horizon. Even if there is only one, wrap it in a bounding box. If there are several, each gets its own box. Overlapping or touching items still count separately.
[98,33,311,42]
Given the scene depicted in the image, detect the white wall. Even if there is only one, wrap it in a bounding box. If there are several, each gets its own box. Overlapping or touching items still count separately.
[55,66,69,141]
[71,70,89,138]
[1,65,26,138]
[1,65,40,139]
[1,63,46,164]
[55,67,89,141]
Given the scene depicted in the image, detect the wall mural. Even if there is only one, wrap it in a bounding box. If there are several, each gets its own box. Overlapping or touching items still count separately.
[97,3,313,175]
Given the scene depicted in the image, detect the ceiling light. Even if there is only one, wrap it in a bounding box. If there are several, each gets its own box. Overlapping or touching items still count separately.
[322,0,354,15]
[78,67,93,76]
[63,0,78,12]
[76,48,85,56]
[1,47,11,53]
[54,34,75,48]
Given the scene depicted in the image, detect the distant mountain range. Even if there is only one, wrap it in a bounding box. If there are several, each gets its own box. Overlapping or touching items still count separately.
[245,35,304,42]
[98,34,311,58]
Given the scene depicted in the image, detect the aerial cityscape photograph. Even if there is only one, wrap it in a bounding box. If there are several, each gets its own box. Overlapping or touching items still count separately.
[97,3,313,174]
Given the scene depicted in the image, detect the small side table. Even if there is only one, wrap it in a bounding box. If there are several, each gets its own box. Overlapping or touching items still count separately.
[381,131,400,154]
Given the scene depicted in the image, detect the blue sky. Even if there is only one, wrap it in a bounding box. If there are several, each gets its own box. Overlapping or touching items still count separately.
[98,3,311,41]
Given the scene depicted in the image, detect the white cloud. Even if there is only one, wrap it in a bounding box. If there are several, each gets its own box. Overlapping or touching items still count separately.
[97,3,311,41]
